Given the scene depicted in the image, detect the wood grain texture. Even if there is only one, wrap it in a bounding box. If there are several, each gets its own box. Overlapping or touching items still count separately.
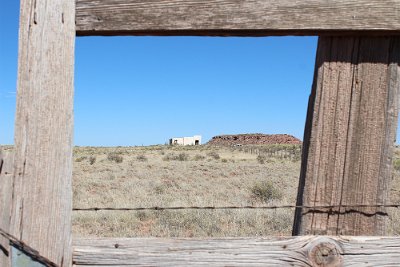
[73,236,400,266]
[75,0,400,36]
[10,0,75,266]
[0,150,14,267]
[293,37,400,236]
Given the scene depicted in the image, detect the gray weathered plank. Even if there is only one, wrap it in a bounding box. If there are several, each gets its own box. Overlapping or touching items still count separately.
[75,0,400,36]
[10,0,75,266]
[0,150,14,267]
[293,37,400,235]
[73,236,400,266]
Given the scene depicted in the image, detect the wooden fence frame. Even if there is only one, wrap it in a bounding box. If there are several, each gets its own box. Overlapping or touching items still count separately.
[1,0,400,266]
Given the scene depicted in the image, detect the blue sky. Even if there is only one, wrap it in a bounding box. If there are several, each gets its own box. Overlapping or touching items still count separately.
[1,2,327,146]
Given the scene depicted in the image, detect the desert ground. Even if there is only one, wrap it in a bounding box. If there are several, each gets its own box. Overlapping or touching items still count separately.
[70,144,400,238]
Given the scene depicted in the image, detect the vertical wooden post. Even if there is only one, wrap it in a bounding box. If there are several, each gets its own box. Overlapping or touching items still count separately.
[9,0,75,266]
[0,150,14,267]
[293,37,400,236]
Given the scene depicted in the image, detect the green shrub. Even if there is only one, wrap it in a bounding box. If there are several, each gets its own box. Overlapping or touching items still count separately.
[89,156,96,165]
[393,158,400,171]
[137,154,148,162]
[193,154,205,161]
[221,158,228,163]
[178,153,189,161]
[251,180,282,203]
[75,156,87,162]
[154,184,165,194]
[257,155,266,164]
[108,152,123,163]
[136,211,148,221]
[163,153,189,161]
[207,151,220,160]
[162,153,173,161]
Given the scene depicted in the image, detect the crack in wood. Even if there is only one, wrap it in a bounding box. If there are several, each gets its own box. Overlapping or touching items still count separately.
[302,208,389,217]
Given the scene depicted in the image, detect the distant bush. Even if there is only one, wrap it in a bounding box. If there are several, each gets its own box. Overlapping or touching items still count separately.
[193,154,205,161]
[136,211,150,222]
[108,152,123,163]
[234,144,302,162]
[89,156,96,165]
[221,158,228,163]
[393,158,400,171]
[137,155,148,162]
[257,155,266,164]
[207,151,220,160]
[75,156,87,162]
[178,153,189,161]
[251,181,282,203]
[154,184,165,194]
[162,153,173,161]
[163,153,189,161]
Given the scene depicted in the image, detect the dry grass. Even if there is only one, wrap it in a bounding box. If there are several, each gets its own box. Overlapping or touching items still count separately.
[72,145,301,238]
[71,144,400,238]
[2,144,398,237]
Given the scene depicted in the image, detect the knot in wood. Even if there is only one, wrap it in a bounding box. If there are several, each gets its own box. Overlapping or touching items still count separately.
[308,237,343,267]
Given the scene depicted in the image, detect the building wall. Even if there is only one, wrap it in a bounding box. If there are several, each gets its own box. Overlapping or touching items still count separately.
[170,135,201,146]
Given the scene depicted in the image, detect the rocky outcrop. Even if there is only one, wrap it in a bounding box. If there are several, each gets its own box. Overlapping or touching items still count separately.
[207,133,302,146]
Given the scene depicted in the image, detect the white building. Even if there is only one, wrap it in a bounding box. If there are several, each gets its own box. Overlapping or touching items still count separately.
[169,135,202,146]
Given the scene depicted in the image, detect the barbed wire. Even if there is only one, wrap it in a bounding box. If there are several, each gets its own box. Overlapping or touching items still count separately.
[72,204,400,212]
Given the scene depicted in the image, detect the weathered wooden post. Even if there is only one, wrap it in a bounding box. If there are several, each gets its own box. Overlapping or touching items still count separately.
[293,37,400,235]
[7,0,75,265]
[0,150,14,266]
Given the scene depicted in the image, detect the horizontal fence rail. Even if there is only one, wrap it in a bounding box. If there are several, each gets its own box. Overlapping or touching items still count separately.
[75,0,400,36]
[3,227,400,266]
[73,236,400,266]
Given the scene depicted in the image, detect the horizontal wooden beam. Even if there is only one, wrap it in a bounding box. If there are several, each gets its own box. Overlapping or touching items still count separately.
[73,236,400,266]
[75,0,400,36]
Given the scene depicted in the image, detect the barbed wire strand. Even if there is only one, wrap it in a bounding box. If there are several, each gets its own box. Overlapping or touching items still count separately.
[72,204,400,212]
